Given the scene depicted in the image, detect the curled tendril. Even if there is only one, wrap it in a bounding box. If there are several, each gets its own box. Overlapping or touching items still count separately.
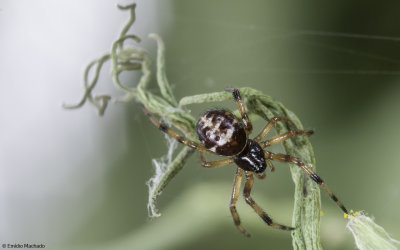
[62,54,111,115]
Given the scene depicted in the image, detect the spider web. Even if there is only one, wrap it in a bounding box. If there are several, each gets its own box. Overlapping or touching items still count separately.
[167,14,400,87]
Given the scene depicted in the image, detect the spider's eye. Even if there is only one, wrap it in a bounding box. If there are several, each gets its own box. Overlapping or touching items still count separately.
[196,110,247,156]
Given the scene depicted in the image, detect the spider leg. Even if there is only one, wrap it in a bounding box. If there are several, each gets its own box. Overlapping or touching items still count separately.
[243,171,294,231]
[255,172,266,179]
[260,129,314,148]
[226,88,252,134]
[229,167,250,237]
[142,106,217,155]
[265,151,348,214]
[254,161,275,179]
[253,161,275,180]
[199,153,234,168]
[253,116,298,142]
[266,160,275,172]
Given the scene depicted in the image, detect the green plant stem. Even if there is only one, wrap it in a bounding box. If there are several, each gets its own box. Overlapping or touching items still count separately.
[346,213,400,250]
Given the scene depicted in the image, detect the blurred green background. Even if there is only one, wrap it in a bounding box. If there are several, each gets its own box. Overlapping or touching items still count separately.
[1,1,400,250]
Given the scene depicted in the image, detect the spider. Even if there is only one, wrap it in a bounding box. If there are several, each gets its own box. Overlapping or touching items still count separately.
[142,88,348,237]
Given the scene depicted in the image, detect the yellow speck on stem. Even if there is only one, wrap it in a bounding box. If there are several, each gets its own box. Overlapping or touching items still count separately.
[344,210,361,220]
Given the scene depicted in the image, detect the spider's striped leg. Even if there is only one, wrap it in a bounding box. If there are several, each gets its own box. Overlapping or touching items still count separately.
[243,171,294,231]
[260,129,314,148]
[142,106,216,154]
[229,167,250,237]
[199,153,234,168]
[265,151,348,214]
[254,116,299,142]
[225,88,252,134]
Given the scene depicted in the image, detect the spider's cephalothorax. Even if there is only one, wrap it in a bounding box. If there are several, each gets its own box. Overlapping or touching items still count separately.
[234,139,266,173]
[142,88,348,237]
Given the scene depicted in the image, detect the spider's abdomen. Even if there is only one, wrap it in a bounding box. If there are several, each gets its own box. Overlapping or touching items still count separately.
[234,139,266,173]
[196,110,247,156]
